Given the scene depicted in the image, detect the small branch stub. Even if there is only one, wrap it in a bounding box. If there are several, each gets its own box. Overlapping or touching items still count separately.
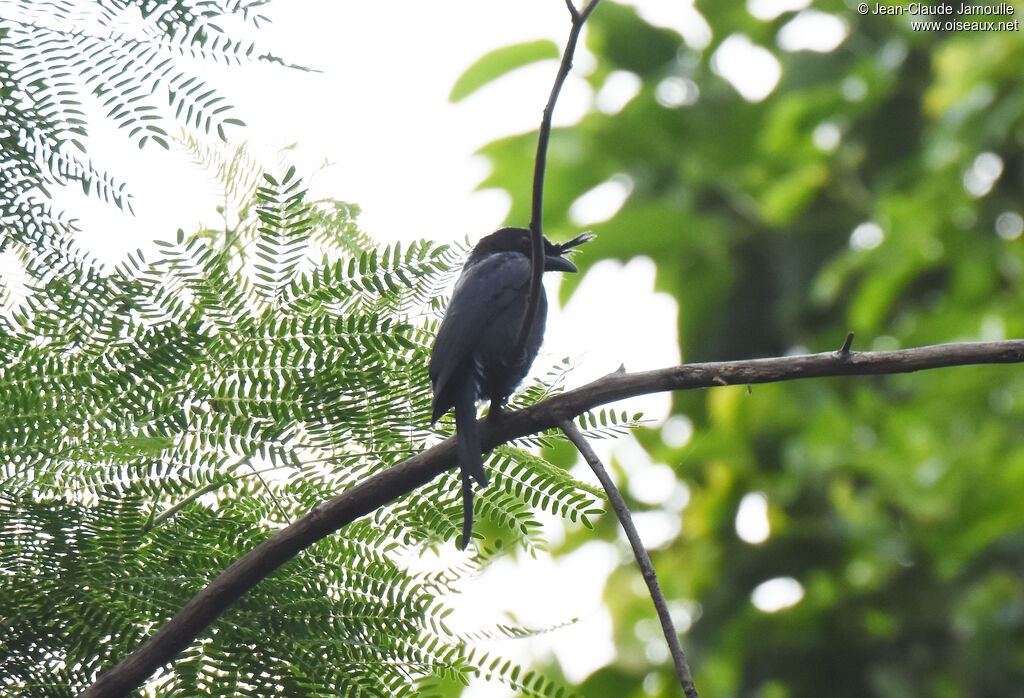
[839,332,855,355]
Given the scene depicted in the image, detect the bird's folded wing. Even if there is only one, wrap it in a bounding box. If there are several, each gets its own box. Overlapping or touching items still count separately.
[429,253,531,418]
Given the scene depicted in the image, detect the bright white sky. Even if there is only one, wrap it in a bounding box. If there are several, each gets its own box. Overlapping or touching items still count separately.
[40,0,826,692]
[60,0,685,404]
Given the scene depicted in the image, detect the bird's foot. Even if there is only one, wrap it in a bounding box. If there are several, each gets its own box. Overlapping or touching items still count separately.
[487,400,506,422]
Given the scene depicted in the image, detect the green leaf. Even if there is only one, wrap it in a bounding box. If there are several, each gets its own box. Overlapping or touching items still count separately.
[114,435,177,457]
[449,40,559,103]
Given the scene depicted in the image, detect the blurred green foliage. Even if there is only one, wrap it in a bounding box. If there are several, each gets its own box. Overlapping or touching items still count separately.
[469,0,1024,695]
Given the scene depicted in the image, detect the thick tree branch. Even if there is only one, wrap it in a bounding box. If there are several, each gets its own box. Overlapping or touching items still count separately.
[79,338,1024,697]
[560,419,699,697]
[513,0,601,358]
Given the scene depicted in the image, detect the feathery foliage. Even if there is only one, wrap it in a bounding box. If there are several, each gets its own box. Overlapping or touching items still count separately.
[0,151,604,695]
[0,0,283,257]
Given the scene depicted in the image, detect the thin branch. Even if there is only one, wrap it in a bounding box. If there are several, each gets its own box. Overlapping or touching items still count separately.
[79,338,1024,697]
[145,445,281,531]
[512,0,602,359]
[560,418,698,697]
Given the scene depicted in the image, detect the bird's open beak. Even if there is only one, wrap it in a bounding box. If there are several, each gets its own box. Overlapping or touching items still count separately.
[544,254,578,273]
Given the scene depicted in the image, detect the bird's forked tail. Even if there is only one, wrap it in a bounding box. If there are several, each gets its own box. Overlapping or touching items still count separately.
[454,380,487,549]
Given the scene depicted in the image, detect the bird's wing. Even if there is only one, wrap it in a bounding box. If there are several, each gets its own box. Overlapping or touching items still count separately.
[429,252,531,420]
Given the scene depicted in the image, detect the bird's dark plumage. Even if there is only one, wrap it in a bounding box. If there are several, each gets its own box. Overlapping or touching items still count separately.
[429,227,591,548]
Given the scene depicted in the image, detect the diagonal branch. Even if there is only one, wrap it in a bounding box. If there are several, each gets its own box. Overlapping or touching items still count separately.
[560,418,699,697]
[79,338,1024,697]
[513,0,602,359]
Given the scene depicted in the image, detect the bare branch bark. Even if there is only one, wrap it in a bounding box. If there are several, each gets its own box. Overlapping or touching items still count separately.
[560,418,699,697]
[79,338,1024,697]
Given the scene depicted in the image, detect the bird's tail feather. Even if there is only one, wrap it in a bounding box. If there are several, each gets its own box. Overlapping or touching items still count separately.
[454,380,487,549]
[454,382,487,488]
[460,466,474,550]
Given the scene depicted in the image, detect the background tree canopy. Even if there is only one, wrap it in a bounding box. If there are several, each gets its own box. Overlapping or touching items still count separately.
[2,1,1023,697]
[464,1,1023,695]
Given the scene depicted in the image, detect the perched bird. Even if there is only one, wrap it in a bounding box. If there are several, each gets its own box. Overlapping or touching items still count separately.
[430,227,593,548]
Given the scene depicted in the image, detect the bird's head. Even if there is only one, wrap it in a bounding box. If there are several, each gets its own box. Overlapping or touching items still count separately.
[467,227,595,273]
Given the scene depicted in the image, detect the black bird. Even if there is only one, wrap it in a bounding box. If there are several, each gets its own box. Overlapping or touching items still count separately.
[430,227,592,548]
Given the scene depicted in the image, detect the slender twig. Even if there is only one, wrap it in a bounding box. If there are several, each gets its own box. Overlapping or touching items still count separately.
[512,0,602,360]
[560,419,698,697]
[78,338,1024,697]
[146,449,276,532]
